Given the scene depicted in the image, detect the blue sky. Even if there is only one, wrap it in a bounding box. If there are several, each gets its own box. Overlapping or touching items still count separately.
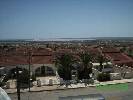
[0,0,133,39]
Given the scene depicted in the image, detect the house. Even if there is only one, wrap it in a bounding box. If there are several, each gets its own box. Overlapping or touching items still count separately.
[0,47,56,76]
[101,47,133,66]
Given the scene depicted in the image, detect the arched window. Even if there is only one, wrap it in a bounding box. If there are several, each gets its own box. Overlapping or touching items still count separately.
[35,66,55,77]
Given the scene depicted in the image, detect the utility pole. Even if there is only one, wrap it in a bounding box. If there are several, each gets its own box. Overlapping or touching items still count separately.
[28,47,32,92]
[28,51,31,92]
[16,66,20,100]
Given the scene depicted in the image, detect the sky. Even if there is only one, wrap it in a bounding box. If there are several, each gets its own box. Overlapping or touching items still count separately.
[0,0,133,39]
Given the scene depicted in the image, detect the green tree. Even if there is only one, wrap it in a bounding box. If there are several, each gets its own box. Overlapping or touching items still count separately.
[97,73,110,82]
[97,55,106,72]
[120,47,127,53]
[55,54,74,80]
[19,69,29,85]
[128,48,133,57]
[78,52,92,79]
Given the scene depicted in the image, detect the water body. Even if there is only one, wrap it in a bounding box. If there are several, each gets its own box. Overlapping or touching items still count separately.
[0,37,133,43]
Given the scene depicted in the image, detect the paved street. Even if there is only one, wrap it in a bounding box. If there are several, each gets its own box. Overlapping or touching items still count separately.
[9,83,133,100]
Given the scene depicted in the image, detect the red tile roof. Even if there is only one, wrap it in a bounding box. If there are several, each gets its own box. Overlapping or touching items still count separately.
[102,47,133,66]
[104,52,133,66]
[102,47,120,53]
[0,55,53,65]
[56,49,72,53]
[0,48,53,65]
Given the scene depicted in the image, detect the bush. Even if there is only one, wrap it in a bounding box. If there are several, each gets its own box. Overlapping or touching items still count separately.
[97,73,110,82]
[19,69,29,85]
[78,69,91,80]
[57,67,71,80]
[31,74,36,82]
[0,82,6,87]
[0,75,9,87]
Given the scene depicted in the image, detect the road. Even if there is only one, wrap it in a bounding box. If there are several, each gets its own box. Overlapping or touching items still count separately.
[9,83,133,100]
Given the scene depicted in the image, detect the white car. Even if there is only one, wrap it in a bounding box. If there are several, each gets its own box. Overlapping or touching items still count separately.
[0,87,11,100]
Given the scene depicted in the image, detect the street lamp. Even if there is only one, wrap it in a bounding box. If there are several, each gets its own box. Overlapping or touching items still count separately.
[15,66,22,100]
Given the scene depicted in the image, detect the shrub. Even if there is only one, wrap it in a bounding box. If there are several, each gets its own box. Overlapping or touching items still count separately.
[31,74,36,82]
[97,73,110,82]
[19,69,29,84]
[0,82,6,87]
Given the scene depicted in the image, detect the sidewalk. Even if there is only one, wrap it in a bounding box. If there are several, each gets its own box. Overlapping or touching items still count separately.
[96,78,133,86]
[5,85,63,94]
[5,78,133,94]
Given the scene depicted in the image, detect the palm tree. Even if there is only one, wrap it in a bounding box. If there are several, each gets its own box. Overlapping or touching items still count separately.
[55,54,74,80]
[97,55,106,72]
[78,52,92,79]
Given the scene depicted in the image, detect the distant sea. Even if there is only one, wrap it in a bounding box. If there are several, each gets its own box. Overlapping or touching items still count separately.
[35,38,96,41]
[0,38,96,42]
[0,37,133,42]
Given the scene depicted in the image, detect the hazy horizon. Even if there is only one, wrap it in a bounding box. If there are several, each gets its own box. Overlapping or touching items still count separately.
[0,37,133,41]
